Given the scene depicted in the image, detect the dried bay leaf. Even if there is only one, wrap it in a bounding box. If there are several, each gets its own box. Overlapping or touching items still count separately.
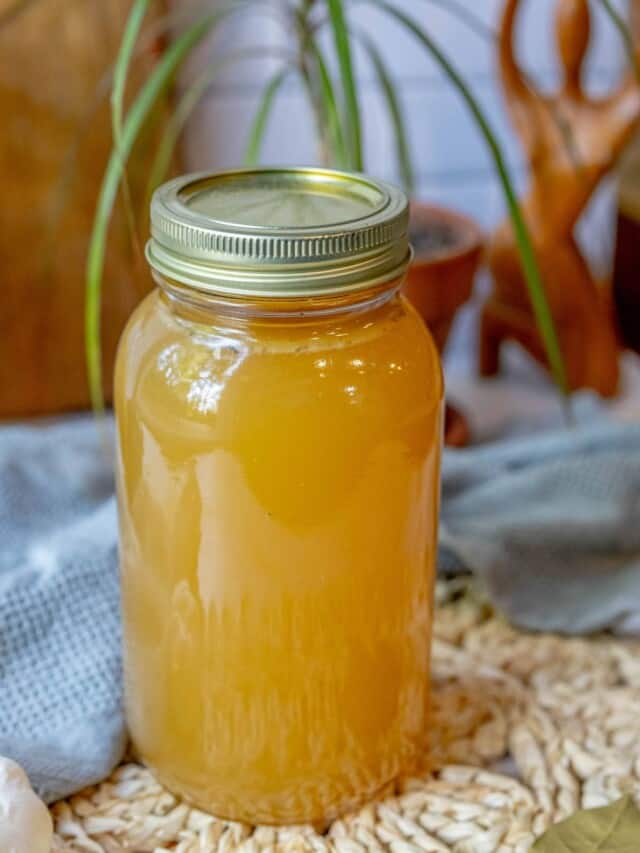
[533,795,640,851]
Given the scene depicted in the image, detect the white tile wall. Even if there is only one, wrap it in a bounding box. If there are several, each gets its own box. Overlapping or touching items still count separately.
[182,0,629,231]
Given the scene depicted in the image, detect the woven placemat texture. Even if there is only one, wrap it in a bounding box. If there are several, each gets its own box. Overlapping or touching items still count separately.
[49,582,640,852]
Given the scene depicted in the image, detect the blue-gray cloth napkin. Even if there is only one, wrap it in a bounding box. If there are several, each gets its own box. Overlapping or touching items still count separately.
[0,418,122,803]
[1,415,639,802]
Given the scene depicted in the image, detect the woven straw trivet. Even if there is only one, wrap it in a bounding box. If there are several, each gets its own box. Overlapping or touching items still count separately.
[50,580,640,852]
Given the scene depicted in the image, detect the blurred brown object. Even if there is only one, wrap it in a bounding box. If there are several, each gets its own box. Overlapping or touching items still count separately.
[483,0,640,397]
[613,196,640,353]
[403,203,483,446]
[404,203,482,352]
[613,0,640,354]
[0,0,169,416]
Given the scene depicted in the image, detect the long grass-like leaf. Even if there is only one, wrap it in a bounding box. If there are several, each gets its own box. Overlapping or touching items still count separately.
[147,46,282,198]
[245,67,291,165]
[307,40,349,168]
[86,10,231,412]
[596,0,640,84]
[147,63,230,199]
[415,0,494,40]
[327,0,363,169]
[355,30,414,192]
[110,0,151,265]
[111,0,150,147]
[294,11,331,165]
[293,5,345,167]
[369,0,568,395]
[415,0,584,179]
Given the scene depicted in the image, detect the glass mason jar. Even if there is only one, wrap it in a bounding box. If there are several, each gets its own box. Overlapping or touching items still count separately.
[115,168,443,826]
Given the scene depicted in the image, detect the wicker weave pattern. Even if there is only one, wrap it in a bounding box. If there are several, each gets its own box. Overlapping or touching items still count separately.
[50,584,640,852]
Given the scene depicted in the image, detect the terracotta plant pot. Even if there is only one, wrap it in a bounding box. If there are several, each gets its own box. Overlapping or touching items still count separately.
[403,202,483,447]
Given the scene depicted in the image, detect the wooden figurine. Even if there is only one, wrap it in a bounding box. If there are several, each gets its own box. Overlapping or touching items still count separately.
[482,0,640,396]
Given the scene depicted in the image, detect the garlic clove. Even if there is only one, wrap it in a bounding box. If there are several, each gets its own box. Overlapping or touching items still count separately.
[0,756,53,853]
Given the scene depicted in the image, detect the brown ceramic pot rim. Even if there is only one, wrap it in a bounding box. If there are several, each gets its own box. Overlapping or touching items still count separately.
[409,201,483,266]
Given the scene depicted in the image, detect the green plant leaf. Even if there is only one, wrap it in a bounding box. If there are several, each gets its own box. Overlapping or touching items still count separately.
[416,0,584,180]
[110,0,152,267]
[596,0,640,85]
[145,66,216,201]
[327,0,363,170]
[86,9,233,412]
[307,39,349,169]
[245,67,291,166]
[368,0,568,397]
[355,29,414,193]
[533,795,640,851]
[292,3,348,167]
[111,0,150,149]
[147,45,278,198]
[417,0,495,40]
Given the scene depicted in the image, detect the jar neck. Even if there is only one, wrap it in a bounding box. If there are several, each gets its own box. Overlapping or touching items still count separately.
[155,273,404,330]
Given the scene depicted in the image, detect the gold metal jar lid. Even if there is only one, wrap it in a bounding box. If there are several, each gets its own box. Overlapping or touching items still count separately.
[146,167,410,298]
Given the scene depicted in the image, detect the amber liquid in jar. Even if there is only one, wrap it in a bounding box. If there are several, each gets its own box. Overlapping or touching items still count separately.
[116,167,443,826]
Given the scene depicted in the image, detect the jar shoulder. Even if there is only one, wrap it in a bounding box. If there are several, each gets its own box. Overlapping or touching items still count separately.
[115,289,443,424]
